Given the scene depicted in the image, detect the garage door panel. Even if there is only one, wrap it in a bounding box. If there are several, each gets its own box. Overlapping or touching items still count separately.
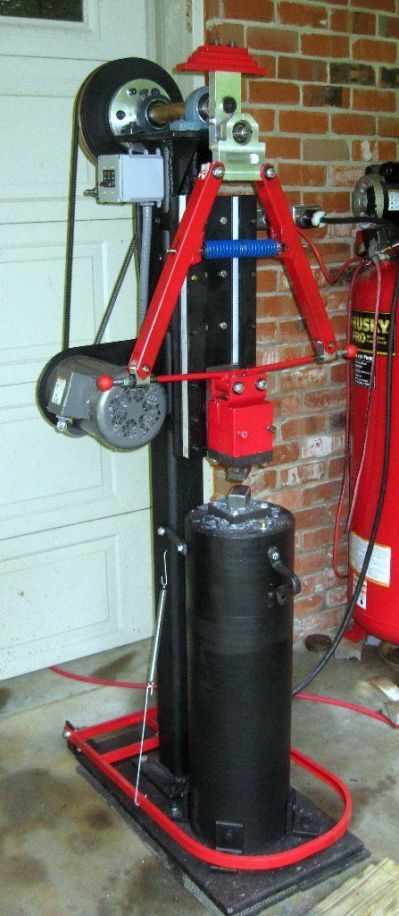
[0,511,153,679]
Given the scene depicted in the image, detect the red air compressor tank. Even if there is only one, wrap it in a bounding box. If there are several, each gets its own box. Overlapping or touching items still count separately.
[349,258,399,643]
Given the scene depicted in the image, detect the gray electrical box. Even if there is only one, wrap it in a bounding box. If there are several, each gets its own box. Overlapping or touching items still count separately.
[97,151,164,204]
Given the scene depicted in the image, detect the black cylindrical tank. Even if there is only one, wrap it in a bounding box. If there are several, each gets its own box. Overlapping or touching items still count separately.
[185,486,297,854]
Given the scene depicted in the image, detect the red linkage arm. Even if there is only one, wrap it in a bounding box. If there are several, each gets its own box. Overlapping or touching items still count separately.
[128,163,223,379]
[256,166,338,358]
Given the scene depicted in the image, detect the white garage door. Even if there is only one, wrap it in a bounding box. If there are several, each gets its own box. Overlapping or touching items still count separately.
[0,0,159,678]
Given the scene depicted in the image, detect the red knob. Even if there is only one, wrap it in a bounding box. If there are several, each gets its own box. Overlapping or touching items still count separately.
[96,374,114,391]
[345,344,357,359]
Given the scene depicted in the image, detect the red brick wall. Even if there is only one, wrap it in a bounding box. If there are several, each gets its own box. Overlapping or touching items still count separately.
[204,0,399,638]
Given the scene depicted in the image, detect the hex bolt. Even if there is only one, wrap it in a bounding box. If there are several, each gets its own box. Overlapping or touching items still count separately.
[190,274,198,282]
[266,424,277,433]
[219,216,228,225]
[232,382,245,394]
[142,364,150,374]
[213,165,225,179]
[218,269,228,278]
[237,430,248,439]
[56,418,68,433]
[265,166,276,179]
[219,321,228,330]
[256,378,267,391]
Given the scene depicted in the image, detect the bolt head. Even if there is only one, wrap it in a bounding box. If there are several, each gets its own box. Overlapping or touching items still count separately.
[219,321,228,330]
[256,378,267,391]
[265,166,276,179]
[142,365,150,374]
[213,165,225,179]
[222,95,237,114]
[232,381,245,394]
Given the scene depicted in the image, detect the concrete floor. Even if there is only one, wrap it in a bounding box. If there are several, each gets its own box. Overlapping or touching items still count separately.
[0,640,398,916]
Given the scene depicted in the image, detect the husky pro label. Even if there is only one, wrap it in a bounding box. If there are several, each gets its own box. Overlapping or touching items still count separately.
[352,310,394,356]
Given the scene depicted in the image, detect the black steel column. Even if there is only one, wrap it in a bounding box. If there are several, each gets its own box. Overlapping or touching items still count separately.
[151,429,203,776]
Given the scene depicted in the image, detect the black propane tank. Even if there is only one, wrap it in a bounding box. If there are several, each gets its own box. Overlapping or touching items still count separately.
[185,485,300,853]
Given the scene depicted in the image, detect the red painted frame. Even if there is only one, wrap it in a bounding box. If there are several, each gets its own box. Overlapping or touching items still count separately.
[67,708,351,872]
[128,163,223,379]
[128,163,338,381]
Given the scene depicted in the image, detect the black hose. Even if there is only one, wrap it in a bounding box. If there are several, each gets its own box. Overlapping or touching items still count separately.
[62,97,80,350]
[292,262,399,695]
[322,216,384,225]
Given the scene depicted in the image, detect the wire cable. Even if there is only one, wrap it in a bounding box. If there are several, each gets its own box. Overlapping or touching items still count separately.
[62,97,80,349]
[332,260,379,578]
[93,235,137,344]
[332,264,365,578]
[347,259,382,530]
[298,229,364,285]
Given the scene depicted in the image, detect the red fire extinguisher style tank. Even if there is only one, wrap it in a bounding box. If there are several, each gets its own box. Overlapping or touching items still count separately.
[349,258,399,644]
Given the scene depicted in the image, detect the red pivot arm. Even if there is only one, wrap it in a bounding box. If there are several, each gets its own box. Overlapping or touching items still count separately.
[128,163,224,380]
[256,166,338,359]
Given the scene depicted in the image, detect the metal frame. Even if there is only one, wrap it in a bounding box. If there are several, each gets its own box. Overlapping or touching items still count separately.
[66,710,352,871]
[128,164,338,382]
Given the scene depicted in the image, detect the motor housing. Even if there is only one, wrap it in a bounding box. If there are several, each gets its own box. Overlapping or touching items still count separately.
[353,162,399,224]
[185,486,299,853]
[41,353,167,450]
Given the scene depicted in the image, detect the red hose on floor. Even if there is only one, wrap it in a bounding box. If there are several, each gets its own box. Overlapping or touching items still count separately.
[69,713,352,872]
[49,665,147,689]
[296,691,398,728]
[56,665,397,869]
[49,666,398,727]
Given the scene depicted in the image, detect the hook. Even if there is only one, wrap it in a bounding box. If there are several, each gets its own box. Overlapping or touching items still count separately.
[161,549,168,589]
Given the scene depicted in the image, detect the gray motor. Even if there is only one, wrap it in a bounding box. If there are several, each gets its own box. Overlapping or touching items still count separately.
[43,354,167,450]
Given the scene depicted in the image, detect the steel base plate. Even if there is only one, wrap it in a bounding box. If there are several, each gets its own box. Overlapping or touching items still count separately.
[71,738,368,916]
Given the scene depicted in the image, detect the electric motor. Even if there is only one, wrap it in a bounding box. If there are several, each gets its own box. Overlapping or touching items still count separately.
[353,161,399,224]
[39,353,167,450]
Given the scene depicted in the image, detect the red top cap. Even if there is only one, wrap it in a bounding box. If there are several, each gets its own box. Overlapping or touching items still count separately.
[176,44,268,76]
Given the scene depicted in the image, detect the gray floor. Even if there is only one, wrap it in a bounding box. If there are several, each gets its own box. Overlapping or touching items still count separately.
[0,640,398,916]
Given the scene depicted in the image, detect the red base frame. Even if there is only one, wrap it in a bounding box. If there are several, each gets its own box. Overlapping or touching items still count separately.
[67,708,352,872]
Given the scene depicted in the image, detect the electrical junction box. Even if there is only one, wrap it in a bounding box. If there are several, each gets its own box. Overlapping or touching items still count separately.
[97,151,164,204]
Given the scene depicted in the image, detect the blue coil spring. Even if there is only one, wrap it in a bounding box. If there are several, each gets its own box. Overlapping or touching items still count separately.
[203,239,280,259]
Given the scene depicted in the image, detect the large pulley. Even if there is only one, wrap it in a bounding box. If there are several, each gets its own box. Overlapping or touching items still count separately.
[77,57,183,160]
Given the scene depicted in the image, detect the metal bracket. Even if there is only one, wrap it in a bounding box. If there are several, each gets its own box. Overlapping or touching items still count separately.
[158,526,188,555]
